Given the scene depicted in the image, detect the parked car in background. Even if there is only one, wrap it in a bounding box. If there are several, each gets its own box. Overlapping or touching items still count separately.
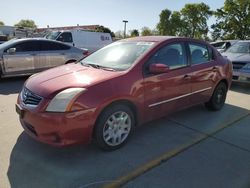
[222,41,250,82]
[211,40,239,53]
[0,31,8,44]
[0,38,88,78]
[45,29,112,53]
[16,36,232,150]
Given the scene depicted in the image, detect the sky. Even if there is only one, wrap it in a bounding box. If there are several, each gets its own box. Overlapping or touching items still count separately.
[1,0,225,33]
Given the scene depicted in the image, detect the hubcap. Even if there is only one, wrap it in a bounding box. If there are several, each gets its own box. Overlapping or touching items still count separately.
[103,111,131,146]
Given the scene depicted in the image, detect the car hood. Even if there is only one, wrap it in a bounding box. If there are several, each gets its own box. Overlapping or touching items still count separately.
[25,63,123,98]
[222,52,250,62]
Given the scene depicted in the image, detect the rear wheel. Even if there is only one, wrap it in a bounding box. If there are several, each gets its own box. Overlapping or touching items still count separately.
[205,82,227,111]
[94,104,135,151]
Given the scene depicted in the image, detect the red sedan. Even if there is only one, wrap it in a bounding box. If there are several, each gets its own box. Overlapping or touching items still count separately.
[16,36,232,150]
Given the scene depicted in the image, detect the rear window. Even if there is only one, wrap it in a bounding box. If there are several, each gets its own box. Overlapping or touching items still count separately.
[40,41,70,51]
[189,43,210,65]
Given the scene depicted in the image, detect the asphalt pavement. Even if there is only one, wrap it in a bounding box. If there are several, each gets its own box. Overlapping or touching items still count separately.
[0,78,249,188]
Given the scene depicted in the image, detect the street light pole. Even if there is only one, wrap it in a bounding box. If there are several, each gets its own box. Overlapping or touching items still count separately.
[123,20,128,38]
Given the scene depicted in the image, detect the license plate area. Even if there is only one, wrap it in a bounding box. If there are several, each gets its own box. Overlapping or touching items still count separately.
[16,104,24,118]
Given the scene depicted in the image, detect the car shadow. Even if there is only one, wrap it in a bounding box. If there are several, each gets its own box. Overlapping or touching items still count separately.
[230,82,250,95]
[7,103,250,188]
[0,77,28,95]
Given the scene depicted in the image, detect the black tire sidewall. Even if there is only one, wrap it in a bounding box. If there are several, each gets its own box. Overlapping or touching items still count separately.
[94,104,135,151]
[210,82,227,110]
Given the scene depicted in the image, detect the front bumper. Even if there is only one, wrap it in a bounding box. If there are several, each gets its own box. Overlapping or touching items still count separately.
[16,101,96,147]
[233,71,250,82]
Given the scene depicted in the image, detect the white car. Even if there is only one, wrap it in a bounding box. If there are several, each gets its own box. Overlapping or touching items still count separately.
[211,40,239,53]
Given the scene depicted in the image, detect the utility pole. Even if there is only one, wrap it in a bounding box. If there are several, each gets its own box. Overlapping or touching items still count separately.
[123,20,128,38]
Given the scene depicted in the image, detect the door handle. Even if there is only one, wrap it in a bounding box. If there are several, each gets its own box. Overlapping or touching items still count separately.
[212,66,218,72]
[184,74,191,80]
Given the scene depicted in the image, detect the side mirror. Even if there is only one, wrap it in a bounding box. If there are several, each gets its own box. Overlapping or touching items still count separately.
[7,48,16,54]
[149,63,170,74]
[57,35,63,42]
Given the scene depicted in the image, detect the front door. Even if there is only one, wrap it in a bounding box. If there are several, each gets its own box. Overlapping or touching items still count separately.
[143,42,192,122]
[3,41,39,74]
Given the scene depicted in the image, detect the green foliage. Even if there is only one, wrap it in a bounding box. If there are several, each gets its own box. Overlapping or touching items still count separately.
[211,0,250,40]
[14,19,37,29]
[130,29,139,37]
[156,3,212,39]
[0,21,4,26]
[180,3,212,39]
[169,11,183,36]
[95,25,115,37]
[141,27,152,36]
[157,9,172,35]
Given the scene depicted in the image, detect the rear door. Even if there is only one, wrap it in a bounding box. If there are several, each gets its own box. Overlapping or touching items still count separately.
[2,41,39,74]
[37,41,69,70]
[188,42,218,104]
[143,42,192,122]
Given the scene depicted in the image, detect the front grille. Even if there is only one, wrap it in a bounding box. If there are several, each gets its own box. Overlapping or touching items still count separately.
[21,87,42,106]
[232,62,247,71]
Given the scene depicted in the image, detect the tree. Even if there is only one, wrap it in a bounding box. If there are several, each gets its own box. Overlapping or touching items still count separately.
[157,9,172,35]
[95,25,115,37]
[0,21,4,26]
[211,0,250,40]
[169,11,183,36]
[180,3,212,39]
[141,27,152,36]
[130,29,139,37]
[15,19,37,29]
[114,30,123,38]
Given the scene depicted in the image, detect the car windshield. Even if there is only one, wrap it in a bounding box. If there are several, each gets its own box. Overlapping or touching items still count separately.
[80,41,154,71]
[45,31,61,40]
[211,42,225,49]
[226,42,250,53]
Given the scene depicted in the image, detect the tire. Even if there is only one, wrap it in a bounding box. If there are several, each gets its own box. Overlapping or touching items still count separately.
[205,82,227,111]
[94,104,135,151]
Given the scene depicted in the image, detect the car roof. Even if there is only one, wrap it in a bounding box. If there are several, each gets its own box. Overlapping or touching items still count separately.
[5,38,73,47]
[122,36,184,42]
[121,36,209,46]
[13,38,62,43]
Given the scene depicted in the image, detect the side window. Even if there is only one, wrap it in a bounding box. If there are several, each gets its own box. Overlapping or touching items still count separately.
[189,43,210,65]
[57,32,73,43]
[146,43,187,71]
[40,41,70,51]
[10,41,39,52]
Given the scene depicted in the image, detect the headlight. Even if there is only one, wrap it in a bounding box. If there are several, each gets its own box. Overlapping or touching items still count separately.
[46,88,86,112]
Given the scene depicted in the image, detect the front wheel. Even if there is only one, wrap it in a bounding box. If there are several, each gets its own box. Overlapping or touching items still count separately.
[205,82,227,111]
[94,104,135,151]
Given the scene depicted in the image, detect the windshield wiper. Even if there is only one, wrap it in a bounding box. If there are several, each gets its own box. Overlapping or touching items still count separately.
[81,62,117,71]
[81,62,99,68]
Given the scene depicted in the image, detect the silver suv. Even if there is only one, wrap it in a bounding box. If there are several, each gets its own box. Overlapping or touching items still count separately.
[0,38,87,78]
